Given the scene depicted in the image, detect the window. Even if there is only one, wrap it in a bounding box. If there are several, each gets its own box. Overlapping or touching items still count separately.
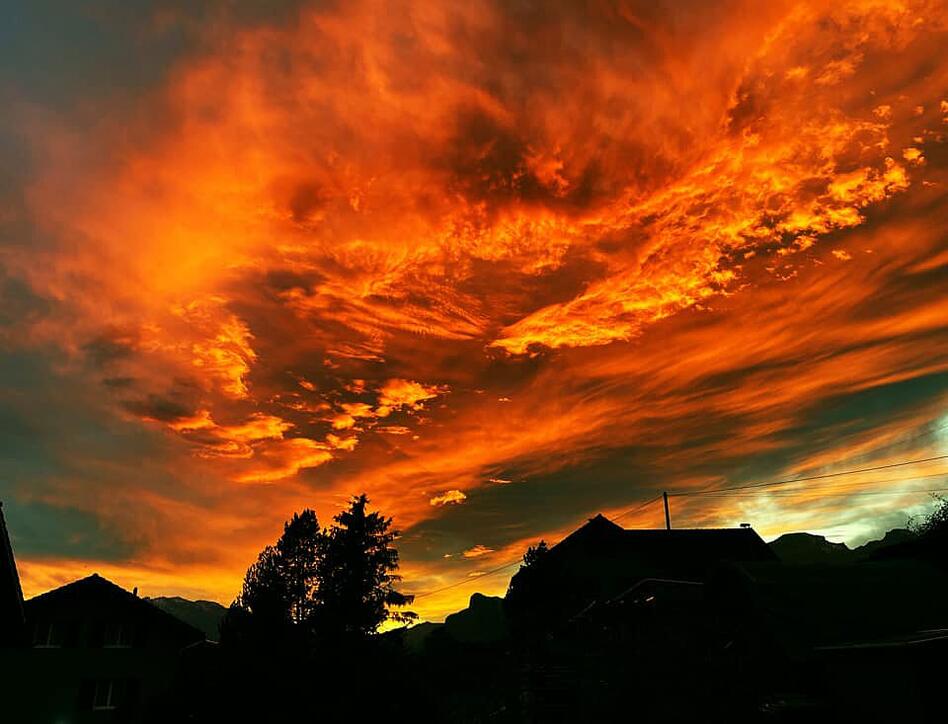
[92,679,125,711]
[32,621,61,648]
[103,622,133,648]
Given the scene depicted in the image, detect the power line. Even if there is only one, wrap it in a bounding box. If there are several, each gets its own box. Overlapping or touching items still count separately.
[669,454,948,497]
[415,496,665,598]
[699,486,948,500]
[775,486,948,499]
[411,486,948,599]
[611,494,663,523]
[413,558,523,599]
[409,454,948,600]
[688,470,948,497]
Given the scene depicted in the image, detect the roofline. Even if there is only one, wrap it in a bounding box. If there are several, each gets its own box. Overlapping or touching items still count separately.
[538,512,770,555]
[536,516,772,571]
[0,501,25,624]
[24,572,114,603]
[25,572,206,641]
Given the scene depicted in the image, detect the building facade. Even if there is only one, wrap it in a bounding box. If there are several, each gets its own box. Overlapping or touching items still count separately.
[0,504,205,723]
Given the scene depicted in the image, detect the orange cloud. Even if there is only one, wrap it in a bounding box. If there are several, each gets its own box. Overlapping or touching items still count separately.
[462,545,494,559]
[429,490,468,507]
[235,438,334,484]
[377,378,443,412]
[2,0,946,623]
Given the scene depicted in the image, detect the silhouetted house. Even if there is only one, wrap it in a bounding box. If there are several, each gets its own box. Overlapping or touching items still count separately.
[549,576,723,721]
[506,513,776,629]
[0,502,25,646]
[2,573,205,722]
[708,559,948,720]
[505,514,777,721]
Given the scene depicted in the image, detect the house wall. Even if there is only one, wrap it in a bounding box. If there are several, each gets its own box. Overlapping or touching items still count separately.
[2,586,202,723]
[1,647,185,723]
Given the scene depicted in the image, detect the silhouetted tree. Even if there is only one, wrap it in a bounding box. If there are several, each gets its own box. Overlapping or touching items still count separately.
[505,539,556,638]
[223,509,323,647]
[226,500,415,642]
[220,543,293,651]
[217,502,419,722]
[275,509,322,624]
[235,545,290,624]
[505,539,549,599]
[522,539,549,569]
[909,494,948,537]
[313,494,416,640]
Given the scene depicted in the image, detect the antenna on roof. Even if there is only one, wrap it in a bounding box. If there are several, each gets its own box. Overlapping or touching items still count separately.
[663,492,671,530]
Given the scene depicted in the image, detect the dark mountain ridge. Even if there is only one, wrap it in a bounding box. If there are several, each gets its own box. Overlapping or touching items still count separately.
[769,528,915,564]
[146,596,227,641]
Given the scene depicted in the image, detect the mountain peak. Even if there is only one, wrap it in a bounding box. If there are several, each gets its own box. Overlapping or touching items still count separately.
[770,528,916,564]
[146,596,227,641]
[770,532,851,564]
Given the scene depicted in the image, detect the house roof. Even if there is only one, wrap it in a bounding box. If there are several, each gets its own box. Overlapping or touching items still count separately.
[0,502,25,640]
[506,513,776,616]
[546,513,776,574]
[25,573,205,643]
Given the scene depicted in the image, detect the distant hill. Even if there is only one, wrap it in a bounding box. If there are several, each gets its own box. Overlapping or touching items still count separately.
[855,528,915,557]
[387,593,509,652]
[147,596,227,641]
[769,532,852,564]
[769,528,914,564]
[397,621,444,653]
[442,593,508,644]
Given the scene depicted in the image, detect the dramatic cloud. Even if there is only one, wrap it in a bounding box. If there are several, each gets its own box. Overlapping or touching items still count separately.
[462,545,494,559]
[0,0,946,621]
[430,490,468,507]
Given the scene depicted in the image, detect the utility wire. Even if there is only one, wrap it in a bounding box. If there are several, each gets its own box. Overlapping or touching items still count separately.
[669,454,948,497]
[695,486,948,500]
[413,558,523,599]
[415,496,666,598]
[410,455,948,599]
[723,486,948,499]
[688,470,948,497]
[611,494,664,523]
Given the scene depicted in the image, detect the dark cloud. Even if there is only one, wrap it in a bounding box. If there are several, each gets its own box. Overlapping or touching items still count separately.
[0,272,51,337]
[102,376,136,388]
[401,445,668,563]
[0,0,314,109]
[5,499,140,562]
[0,1,191,108]
[81,331,138,368]
[121,393,197,424]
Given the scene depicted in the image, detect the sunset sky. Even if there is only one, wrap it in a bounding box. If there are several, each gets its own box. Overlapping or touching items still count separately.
[1,0,946,621]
